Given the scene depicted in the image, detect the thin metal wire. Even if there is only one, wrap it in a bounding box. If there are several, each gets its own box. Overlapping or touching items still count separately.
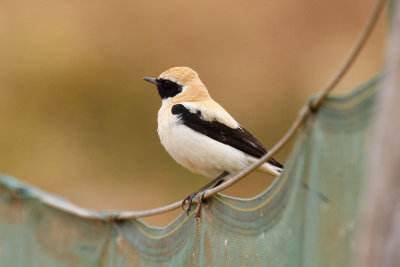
[310,0,387,110]
[115,0,387,220]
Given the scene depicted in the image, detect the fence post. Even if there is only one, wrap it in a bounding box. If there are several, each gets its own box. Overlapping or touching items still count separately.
[356,1,400,266]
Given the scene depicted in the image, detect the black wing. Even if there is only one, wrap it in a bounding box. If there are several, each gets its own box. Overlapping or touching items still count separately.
[171,104,283,168]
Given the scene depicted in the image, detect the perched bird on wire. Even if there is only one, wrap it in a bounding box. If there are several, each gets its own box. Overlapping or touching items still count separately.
[143,67,283,214]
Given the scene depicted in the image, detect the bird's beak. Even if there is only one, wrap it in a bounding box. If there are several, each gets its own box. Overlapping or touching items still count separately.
[143,77,158,86]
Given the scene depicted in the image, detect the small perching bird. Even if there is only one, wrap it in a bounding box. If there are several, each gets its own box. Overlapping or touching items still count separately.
[143,67,283,214]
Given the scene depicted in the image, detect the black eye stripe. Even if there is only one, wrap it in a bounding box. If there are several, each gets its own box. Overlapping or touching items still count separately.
[162,80,173,88]
[156,79,183,99]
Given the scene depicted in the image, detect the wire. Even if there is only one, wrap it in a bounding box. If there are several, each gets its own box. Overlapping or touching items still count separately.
[114,0,387,220]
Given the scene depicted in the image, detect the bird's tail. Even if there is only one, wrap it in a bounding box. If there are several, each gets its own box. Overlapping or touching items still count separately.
[257,162,283,176]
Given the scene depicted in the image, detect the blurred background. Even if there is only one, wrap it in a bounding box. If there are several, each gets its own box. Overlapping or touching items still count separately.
[0,0,386,226]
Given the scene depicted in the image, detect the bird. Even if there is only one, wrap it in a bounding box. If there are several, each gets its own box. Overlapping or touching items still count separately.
[143,67,283,215]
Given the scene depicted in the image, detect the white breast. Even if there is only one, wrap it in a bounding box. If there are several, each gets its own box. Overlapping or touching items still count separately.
[157,104,251,178]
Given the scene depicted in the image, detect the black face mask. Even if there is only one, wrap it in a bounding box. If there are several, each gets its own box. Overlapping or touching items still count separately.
[156,79,183,99]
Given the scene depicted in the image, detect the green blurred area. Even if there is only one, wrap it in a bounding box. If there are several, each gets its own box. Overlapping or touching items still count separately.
[0,0,386,226]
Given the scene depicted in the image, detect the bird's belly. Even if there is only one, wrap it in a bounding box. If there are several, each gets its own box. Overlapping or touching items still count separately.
[158,123,250,178]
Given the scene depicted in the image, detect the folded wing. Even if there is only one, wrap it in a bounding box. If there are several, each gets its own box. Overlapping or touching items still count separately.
[171,104,283,169]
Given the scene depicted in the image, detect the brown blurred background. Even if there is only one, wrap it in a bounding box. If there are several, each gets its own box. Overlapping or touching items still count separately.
[0,0,386,226]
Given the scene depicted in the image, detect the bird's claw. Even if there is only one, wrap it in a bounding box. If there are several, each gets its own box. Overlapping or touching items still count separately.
[182,192,200,216]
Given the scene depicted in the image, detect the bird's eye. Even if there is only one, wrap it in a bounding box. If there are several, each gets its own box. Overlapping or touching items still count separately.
[156,79,183,99]
[163,80,173,89]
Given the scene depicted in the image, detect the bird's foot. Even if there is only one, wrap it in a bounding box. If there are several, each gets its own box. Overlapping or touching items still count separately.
[181,172,229,216]
[182,191,204,216]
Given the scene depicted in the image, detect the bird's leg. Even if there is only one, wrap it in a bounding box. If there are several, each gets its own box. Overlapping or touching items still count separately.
[182,171,229,215]
[194,177,226,218]
[213,179,225,188]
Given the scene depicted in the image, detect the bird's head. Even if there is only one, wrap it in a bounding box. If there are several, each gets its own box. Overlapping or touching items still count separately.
[143,67,209,102]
